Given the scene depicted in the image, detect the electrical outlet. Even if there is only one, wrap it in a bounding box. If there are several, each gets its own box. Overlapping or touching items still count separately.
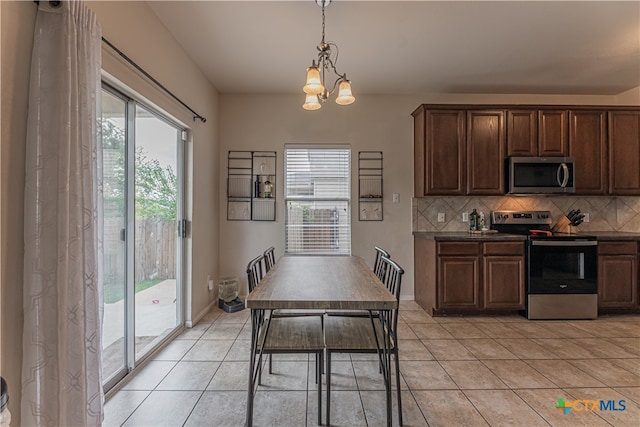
[207,275,213,291]
[392,193,399,203]
[437,212,445,223]
[462,212,469,222]
[583,213,590,223]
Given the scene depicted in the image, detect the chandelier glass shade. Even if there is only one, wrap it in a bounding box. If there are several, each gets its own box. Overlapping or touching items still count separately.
[302,0,355,110]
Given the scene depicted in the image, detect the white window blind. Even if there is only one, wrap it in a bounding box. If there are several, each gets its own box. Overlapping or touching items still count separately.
[285,146,351,255]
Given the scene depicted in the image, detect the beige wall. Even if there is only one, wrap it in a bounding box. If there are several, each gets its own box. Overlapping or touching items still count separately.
[219,95,419,300]
[616,86,640,104]
[218,92,636,302]
[1,2,219,423]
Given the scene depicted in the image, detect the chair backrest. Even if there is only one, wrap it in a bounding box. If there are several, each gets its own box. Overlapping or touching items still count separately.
[377,255,404,341]
[263,246,276,272]
[246,254,265,293]
[373,246,391,280]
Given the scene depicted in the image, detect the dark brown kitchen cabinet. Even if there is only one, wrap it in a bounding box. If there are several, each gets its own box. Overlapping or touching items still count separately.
[569,110,607,194]
[437,242,481,310]
[506,109,568,156]
[507,110,537,156]
[415,238,525,315]
[598,241,638,309]
[414,104,639,196]
[466,110,505,194]
[538,110,569,156]
[414,108,465,196]
[608,111,640,195]
[483,242,525,309]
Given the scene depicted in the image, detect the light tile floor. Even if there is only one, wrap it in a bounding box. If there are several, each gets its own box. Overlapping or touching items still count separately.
[105,302,640,426]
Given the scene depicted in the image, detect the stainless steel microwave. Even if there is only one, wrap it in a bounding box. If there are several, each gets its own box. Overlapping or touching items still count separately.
[507,156,575,194]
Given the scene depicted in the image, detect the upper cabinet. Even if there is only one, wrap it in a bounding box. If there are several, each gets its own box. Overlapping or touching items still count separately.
[414,104,640,197]
[466,110,505,195]
[414,108,466,195]
[413,106,504,196]
[506,110,537,156]
[608,111,640,195]
[506,109,568,156]
[569,110,607,195]
[538,110,569,156]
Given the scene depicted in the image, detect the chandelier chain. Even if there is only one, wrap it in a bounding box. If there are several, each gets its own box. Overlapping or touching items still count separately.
[321,1,325,43]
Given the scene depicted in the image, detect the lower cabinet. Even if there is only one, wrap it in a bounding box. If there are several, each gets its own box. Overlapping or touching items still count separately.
[416,238,525,315]
[598,241,638,309]
[483,255,525,309]
[437,243,481,309]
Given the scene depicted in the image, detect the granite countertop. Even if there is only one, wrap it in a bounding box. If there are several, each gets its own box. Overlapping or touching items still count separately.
[579,231,640,241]
[413,231,640,241]
[412,231,527,241]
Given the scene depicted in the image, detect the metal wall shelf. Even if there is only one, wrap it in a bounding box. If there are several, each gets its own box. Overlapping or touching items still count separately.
[358,151,383,221]
[227,151,277,221]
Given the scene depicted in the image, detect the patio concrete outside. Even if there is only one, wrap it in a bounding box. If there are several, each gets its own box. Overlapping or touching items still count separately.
[103,279,178,349]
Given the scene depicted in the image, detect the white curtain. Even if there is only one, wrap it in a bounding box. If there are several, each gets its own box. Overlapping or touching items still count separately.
[22,1,103,426]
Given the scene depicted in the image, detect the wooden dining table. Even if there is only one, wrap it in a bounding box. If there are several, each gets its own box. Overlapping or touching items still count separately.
[245,255,398,427]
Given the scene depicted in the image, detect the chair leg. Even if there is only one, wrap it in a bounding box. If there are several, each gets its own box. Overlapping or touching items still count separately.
[317,351,322,426]
[269,354,273,374]
[321,317,325,376]
[394,351,403,426]
[314,354,319,384]
[326,352,331,426]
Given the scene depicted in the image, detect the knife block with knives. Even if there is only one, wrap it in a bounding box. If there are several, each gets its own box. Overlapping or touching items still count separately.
[552,216,572,233]
[552,209,585,232]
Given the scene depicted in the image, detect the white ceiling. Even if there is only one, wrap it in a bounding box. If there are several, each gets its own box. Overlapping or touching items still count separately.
[147,1,640,96]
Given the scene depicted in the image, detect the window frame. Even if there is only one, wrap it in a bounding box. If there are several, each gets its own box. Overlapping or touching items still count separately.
[284,144,352,255]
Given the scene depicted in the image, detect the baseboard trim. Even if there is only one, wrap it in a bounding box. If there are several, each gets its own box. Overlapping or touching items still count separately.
[186,299,217,328]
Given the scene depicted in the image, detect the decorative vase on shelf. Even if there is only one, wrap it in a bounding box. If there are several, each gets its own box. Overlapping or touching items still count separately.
[263,178,273,198]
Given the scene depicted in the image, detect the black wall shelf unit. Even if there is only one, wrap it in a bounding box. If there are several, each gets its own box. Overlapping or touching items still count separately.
[358,151,383,221]
[227,151,276,221]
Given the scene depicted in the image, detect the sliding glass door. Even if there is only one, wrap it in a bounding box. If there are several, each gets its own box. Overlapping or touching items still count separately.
[102,89,127,385]
[133,104,183,358]
[101,85,185,391]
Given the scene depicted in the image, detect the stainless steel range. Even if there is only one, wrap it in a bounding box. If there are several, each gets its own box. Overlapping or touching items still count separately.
[491,210,598,320]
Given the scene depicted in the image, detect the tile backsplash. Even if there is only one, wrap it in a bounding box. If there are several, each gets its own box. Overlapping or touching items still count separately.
[412,196,640,233]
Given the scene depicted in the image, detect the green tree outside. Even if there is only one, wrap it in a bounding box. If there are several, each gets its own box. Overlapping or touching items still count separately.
[102,119,177,222]
[102,119,177,302]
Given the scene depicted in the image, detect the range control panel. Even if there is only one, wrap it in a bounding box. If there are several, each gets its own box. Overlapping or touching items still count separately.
[491,210,553,225]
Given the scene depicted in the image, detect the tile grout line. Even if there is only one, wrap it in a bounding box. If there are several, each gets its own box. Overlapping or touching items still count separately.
[106,305,638,426]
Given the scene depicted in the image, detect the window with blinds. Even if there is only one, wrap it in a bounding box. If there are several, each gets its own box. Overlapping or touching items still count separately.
[285,146,351,255]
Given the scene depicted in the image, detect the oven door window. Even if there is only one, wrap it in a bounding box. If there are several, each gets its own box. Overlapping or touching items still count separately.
[528,243,597,294]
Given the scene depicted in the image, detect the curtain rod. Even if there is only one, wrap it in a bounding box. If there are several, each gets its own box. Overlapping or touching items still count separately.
[101,38,206,123]
[33,1,207,123]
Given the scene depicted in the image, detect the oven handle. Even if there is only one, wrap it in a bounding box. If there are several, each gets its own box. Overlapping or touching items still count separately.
[530,240,598,247]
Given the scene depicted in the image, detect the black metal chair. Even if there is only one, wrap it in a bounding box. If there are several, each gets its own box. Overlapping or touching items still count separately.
[324,255,404,426]
[247,254,265,293]
[263,246,276,272]
[246,253,324,425]
[373,246,391,280]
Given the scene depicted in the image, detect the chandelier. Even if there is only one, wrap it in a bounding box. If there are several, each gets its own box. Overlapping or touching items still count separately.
[303,0,355,110]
